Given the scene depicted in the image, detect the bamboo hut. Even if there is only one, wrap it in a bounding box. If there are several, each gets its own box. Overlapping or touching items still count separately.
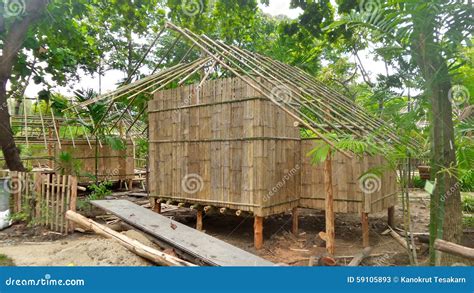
[4,96,145,185]
[70,22,419,253]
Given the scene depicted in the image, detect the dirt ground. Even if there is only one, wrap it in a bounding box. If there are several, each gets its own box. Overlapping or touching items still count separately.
[0,189,472,266]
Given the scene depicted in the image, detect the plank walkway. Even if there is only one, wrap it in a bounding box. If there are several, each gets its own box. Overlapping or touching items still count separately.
[91,200,274,266]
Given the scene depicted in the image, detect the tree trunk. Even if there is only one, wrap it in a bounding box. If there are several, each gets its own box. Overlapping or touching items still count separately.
[0,81,24,171]
[0,0,49,171]
[411,8,463,266]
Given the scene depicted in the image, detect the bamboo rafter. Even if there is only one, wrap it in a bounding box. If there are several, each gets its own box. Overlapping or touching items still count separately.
[67,22,421,155]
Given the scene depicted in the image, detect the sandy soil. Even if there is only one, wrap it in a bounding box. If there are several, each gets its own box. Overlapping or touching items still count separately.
[0,233,153,266]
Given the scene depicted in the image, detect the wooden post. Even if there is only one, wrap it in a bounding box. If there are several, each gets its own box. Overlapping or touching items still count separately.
[196,209,203,231]
[254,216,264,250]
[68,176,78,233]
[153,199,161,214]
[361,212,370,247]
[323,152,335,255]
[291,207,299,235]
[10,171,20,213]
[387,206,395,227]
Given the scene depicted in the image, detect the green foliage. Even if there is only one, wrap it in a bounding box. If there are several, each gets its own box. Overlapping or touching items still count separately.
[0,254,15,266]
[104,136,126,151]
[463,215,474,228]
[412,176,426,189]
[78,181,113,210]
[462,194,474,213]
[88,181,113,199]
[306,140,331,164]
[136,138,149,159]
[55,151,82,176]
[8,211,28,223]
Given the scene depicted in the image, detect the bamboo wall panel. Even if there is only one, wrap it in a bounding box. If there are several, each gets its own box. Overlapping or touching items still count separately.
[149,77,398,217]
[149,77,300,216]
[299,139,398,214]
[57,140,135,182]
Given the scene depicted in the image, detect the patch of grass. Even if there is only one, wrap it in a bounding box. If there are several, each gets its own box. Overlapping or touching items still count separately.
[461,194,474,213]
[0,254,15,266]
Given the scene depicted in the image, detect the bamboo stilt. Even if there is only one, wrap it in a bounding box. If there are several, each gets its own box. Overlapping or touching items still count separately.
[361,212,370,248]
[292,207,299,235]
[254,216,264,250]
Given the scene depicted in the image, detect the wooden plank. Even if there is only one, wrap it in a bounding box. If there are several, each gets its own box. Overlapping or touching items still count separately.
[91,200,273,266]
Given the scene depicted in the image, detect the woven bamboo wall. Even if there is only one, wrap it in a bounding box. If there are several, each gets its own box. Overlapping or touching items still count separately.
[300,139,398,214]
[149,77,398,217]
[149,77,301,216]
[56,140,135,183]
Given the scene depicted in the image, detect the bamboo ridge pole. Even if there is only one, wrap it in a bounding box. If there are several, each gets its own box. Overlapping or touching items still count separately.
[65,210,196,266]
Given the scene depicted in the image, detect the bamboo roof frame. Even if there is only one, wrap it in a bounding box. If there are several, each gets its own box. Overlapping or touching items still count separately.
[68,22,421,157]
[9,94,147,151]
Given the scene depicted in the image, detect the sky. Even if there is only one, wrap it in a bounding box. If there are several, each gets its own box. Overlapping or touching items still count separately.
[24,0,386,98]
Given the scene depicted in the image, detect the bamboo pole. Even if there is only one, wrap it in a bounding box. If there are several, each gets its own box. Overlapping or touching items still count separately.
[65,210,196,266]
[222,41,382,143]
[348,247,373,266]
[434,239,474,261]
[166,23,350,157]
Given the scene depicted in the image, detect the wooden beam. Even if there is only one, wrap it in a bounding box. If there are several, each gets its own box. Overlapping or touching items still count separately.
[361,212,369,247]
[323,152,335,255]
[254,216,264,250]
[291,207,299,235]
[434,239,474,260]
[65,210,195,266]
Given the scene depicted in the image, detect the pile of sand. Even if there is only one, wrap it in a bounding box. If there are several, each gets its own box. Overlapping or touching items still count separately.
[0,234,153,266]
